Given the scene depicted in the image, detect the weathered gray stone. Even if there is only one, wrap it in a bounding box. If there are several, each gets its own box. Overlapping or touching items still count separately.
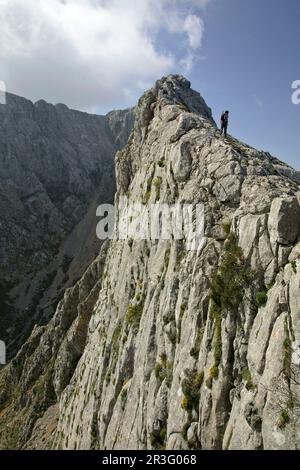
[1,75,300,451]
[268,197,300,246]
[213,175,242,203]
[172,141,192,182]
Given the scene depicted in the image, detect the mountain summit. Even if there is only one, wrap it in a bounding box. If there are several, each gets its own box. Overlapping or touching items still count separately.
[136,74,215,124]
[1,76,300,450]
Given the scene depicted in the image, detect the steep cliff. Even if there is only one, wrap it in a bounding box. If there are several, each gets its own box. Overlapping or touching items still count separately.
[0,93,134,357]
[1,75,300,450]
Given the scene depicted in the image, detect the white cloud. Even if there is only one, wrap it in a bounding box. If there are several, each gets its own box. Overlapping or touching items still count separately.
[0,0,211,112]
[183,15,204,49]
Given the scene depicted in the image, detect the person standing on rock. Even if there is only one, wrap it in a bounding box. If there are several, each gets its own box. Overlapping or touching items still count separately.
[220,110,229,137]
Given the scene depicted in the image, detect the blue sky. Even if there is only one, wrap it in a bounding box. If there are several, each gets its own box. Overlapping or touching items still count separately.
[186,0,300,169]
[0,0,299,168]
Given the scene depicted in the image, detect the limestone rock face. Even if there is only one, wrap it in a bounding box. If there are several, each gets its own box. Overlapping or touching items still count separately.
[1,75,300,451]
[0,93,134,357]
[268,197,300,246]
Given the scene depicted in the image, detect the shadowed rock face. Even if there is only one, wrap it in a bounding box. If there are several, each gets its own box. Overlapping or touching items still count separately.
[1,75,300,451]
[0,93,134,357]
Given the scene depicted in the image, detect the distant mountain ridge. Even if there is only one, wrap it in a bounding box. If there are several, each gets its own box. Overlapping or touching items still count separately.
[0,92,135,357]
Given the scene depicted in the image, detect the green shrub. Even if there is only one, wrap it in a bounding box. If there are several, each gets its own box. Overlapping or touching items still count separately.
[125,297,145,332]
[182,369,204,411]
[143,177,153,204]
[291,260,297,274]
[211,234,252,311]
[278,410,290,429]
[222,222,232,236]
[256,289,268,307]
[150,426,167,450]
[155,356,173,387]
[242,367,254,390]
[209,365,219,380]
[105,370,111,384]
[181,397,189,410]
[160,352,167,365]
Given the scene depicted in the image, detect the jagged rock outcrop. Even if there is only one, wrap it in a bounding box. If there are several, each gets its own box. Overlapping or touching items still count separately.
[0,93,134,356]
[1,75,300,450]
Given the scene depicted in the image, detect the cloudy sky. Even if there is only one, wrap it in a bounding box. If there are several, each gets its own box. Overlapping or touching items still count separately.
[0,0,299,168]
[0,0,209,111]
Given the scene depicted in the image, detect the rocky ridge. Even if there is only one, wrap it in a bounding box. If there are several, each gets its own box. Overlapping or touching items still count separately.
[1,75,300,450]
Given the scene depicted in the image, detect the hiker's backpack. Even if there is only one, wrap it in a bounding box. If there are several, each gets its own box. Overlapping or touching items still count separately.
[221,112,228,124]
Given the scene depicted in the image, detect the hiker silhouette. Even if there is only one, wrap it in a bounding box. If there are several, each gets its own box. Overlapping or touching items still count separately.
[220,110,229,137]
